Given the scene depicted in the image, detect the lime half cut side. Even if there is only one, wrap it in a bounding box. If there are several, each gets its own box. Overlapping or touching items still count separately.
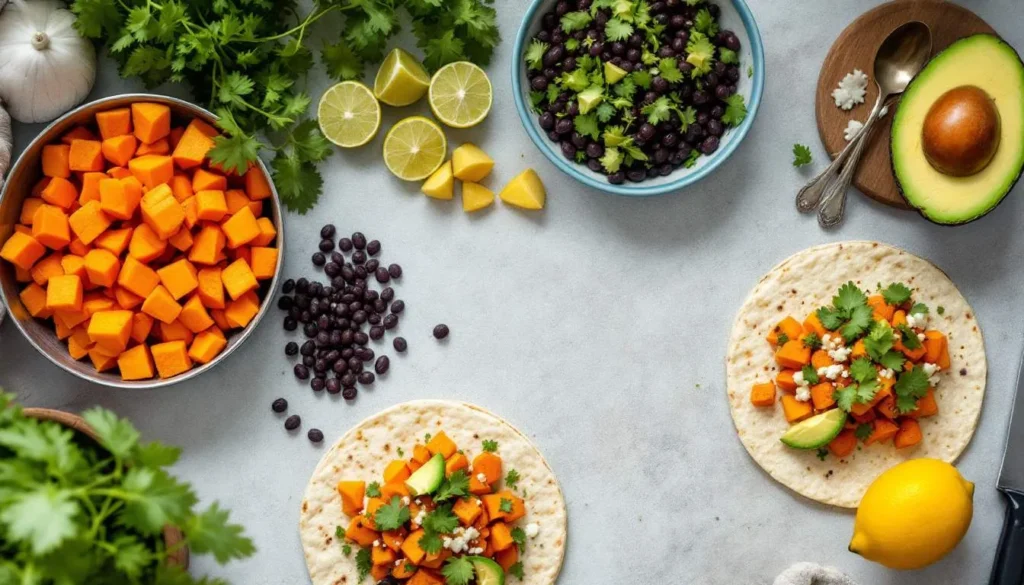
[383,116,448,181]
[374,48,431,107]
[428,61,493,128]
[317,81,382,148]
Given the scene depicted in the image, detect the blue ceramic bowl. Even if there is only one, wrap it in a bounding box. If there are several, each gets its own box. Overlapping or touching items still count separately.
[512,0,765,196]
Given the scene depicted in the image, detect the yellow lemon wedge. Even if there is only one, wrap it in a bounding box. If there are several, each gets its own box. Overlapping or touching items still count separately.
[850,459,974,570]
[452,143,495,182]
[499,169,546,210]
[421,161,454,200]
[462,182,495,212]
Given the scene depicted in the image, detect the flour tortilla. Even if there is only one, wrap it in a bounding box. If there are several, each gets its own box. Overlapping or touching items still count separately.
[726,241,986,508]
[300,400,567,585]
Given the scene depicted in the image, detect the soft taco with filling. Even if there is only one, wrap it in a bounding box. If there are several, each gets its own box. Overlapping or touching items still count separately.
[300,400,567,585]
[726,241,986,508]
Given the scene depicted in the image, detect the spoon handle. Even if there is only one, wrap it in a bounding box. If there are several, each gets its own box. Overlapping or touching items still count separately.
[795,129,865,213]
[817,97,887,228]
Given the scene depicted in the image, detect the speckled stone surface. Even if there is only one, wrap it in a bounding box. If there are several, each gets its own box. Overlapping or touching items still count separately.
[2,1,1023,584]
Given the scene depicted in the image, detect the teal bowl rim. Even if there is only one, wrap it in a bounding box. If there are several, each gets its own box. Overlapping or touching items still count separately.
[511,0,766,197]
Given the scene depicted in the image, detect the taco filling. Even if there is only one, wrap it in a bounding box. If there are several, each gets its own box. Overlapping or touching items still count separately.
[335,430,531,585]
[750,281,951,457]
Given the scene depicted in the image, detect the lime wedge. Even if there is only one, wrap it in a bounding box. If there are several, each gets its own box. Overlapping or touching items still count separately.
[317,81,381,148]
[428,61,493,128]
[383,116,448,181]
[374,48,430,107]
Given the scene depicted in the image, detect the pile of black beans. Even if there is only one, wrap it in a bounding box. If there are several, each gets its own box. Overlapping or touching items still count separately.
[527,0,742,184]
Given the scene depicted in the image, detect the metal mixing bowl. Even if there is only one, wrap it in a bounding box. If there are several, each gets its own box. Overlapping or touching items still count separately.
[0,94,284,389]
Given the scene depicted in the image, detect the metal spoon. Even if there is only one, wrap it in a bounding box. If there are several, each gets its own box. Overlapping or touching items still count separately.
[796,21,932,227]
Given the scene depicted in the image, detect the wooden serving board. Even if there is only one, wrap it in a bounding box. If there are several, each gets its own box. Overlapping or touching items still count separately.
[814,0,995,209]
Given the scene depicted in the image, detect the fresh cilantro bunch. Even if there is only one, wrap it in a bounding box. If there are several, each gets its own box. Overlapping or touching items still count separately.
[0,392,254,585]
[70,0,499,213]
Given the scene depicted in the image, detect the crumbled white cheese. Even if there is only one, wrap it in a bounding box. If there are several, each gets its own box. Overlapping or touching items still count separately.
[526,523,540,538]
[793,370,810,387]
[395,560,403,567]
[832,69,868,110]
[401,496,411,506]
[879,368,894,380]
[828,346,852,363]
[373,539,380,547]
[843,119,864,141]
[476,473,488,484]
[795,386,811,402]
[468,547,485,555]
[413,508,427,526]
[841,370,850,379]
[922,362,942,386]
[443,526,480,554]
[907,311,929,329]
[414,498,422,505]
[817,364,844,381]
[918,333,926,342]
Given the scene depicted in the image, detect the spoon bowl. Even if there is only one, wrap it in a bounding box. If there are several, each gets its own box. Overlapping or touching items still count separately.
[875,21,933,97]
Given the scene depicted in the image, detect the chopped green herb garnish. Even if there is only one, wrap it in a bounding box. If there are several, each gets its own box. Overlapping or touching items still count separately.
[881,282,913,306]
[793,144,812,167]
[434,470,470,502]
[509,562,525,580]
[895,365,930,413]
[525,40,549,71]
[442,556,476,585]
[341,542,352,556]
[499,498,513,513]
[816,447,828,461]
[511,526,527,547]
[802,332,822,349]
[910,302,929,315]
[848,358,877,384]
[854,423,874,441]
[776,332,790,346]
[356,548,372,581]
[373,497,410,531]
[897,324,923,350]
[482,440,498,453]
[505,469,521,490]
[366,482,381,498]
[937,306,945,315]
[396,447,404,457]
[801,365,819,385]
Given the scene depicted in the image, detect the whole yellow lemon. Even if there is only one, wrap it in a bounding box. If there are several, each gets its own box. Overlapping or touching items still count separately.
[850,458,974,570]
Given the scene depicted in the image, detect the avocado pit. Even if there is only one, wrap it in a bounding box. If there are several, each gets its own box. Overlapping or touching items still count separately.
[921,85,1001,177]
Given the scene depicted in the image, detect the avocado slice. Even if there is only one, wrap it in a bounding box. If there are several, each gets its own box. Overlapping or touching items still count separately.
[469,556,505,585]
[891,34,1024,225]
[577,86,604,114]
[405,453,445,496]
[780,409,847,450]
[604,61,628,85]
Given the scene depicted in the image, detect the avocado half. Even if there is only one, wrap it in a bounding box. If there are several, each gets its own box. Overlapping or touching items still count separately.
[891,34,1024,225]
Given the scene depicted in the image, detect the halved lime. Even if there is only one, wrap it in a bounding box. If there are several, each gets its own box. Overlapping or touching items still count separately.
[383,116,448,181]
[317,81,381,148]
[780,409,848,450]
[374,48,431,107]
[428,61,493,128]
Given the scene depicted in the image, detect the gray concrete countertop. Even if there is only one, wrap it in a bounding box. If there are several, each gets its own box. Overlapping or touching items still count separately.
[2,1,1022,584]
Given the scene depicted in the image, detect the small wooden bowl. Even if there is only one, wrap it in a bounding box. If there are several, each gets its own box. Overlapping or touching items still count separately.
[22,407,189,568]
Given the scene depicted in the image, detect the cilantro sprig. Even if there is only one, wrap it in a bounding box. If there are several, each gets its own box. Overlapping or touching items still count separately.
[895,365,930,413]
[816,282,873,343]
[70,0,500,214]
[373,497,411,531]
[793,144,812,167]
[0,392,253,585]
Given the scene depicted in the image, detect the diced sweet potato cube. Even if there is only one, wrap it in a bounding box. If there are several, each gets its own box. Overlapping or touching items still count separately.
[781,395,813,423]
[87,310,133,354]
[489,522,514,552]
[114,286,143,310]
[150,340,192,378]
[19,198,44,225]
[39,177,77,209]
[250,247,278,280]
[96,108,132,139]
[128,154,174,189]
[32,204,71,249]
[224,291,260,328]
[69,139,104,172]
[425,431,457,458]
[383,460,411,484]
[189,225,225,266]
[750,382,776,407]
[118,344,155,380]
[67,328,93,360]
[179,294,215,333]
[171,119,217,169]
[221,258,258,300]
[60,254,87,280]
[128,223,167,263]
[196,267,225,309]
[244,166,272,200]
[89,348,119,372]
[169,174,194,202]
[100,134,137,167]
[167,226,193,252]
[68,200,113,245]
[224,189,250,214]
[42,144,71,178]
[131,312,154,344]
[99,178,140,220]
[192,168,227,192]
[221,206,260,249]
[1,232,47,270]
[62,126,98,144]
[142,284,183,324]
[452,497,482,526]
[19,283,51,318]
[156,258,198,300]
[84,249,121,288]
[136,138,169,156]
[107,166,132,179]
[82,292,116,317]
[401,530,427,564]
[140,184,184,240]
[159,320,194,345]
[188,329,227,364]
[46,275,83,311]
[346,516,379,547]
[445,453,469,475]
[251,217,277,247]
[117,256,161,298]
[181,196,198,229]
[132,103,171,144]
[196,190,228,222]
[30,252,63,286]
[95,227,132,257]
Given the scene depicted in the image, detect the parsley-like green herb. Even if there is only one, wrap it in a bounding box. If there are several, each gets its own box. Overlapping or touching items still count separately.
[881,283,913,306]
[606,18,634,41]
[356,548,372,581]
[373,497,410,531]
[366,482,381,498]
[895,366,930,413]
[442,556,476,585]
[511,526,527,547]
[418,530,443,555]
[862,320,894,362]
[834,385,857,412]
[721,94,747,126]
[879,351,906,372]
[801,365,819,385]
[509,561,525,580]
[816,447,828,461]
[937,306,946,315]
[854,423,874,441]
[897,324,923,350]
[816,282,872,343]
[434,470,470,502]
[747,64,754,78]
[396,447,404,458]
[342,542,352,556]
[793,144,813,167]
[422,505,460,535]
[910,302,929,316]
[482,440,498,453]
[336,526,345,539]
[560,11,593,32]
[718,47,739,65]
[70,0,500,214]
[499,498,513,513]
[802,332,822,349]
[848,358,877,384]
[776,332,791,346]
[525,40,549,71]
[505,469,521,490]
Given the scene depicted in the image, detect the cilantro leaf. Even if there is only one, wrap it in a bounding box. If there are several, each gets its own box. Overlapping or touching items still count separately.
[574,113,601,141]
[677,106,697,130]
[422,505,460,535]
[208,133,261,176]
[848,358,877,384]
[82,407,140,459]
[419,531,443,555]
[816,306,844,330]
[356,548,372,581]
[271,151,323,215]
[718,47,739,64]
[500,498,513,513]
[721,94,747,126]
[802,333,822,349]
[879,350,906,372]
[525,40,548,70]
[0,485,79,554]
[658,58,683,83]
[601,147,623,174]
[511,526,527,547]
[881,283,913,306]
[442,556,476,585]
[434,470,470,502]
[342,543,352,556]
[834,385,857,412]
[801,365,819,386]
[505,469,521,490]
[606,18,633,41]
[898,324,923,350]
[862,320,894,362]
[793,144,812,167]
[855,423,874,441]
[685,32,715,76]
[855,379,879,404]
[642,96,674,125]
[694,8,719,36]
[119,467,197,533]
[895,366,930,413]
[373,497,411,531]
[834,282,868,312]
[133,441,181,468]
[595,102,617,123]
[775,332,790,346]
[841,304,873,343]
[910,302,929,316]
[937,306,946,316]
[560,11,593,32]
[183,502,255,563]
[366,482,381,498]
[321,41,363,81]
[509,561,525,579]
[482,440,498,453]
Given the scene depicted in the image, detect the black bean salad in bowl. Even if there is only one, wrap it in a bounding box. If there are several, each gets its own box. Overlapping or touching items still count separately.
[523,0,748,185]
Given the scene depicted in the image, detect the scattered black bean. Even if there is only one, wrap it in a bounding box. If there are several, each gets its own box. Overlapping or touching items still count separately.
[311,378,325,392]
[285,342,299,356]
[272,398,288,413]
[326,378,341,394]
[342,386,357,400]
[284,415,301,431]
[351,232,367,249]
[433,324,450,339]
[388,264,402,279]
[375,356,390,374]
[393,337,408,352]
[308,428,324,443]
[358,372,375,385]
[312,252,326,266]
[390,300,404,314]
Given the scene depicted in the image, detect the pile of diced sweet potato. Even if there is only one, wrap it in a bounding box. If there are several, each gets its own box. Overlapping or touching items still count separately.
[0,102,279,381]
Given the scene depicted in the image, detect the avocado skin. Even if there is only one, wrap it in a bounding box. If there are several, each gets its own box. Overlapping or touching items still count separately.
[890,34,1024,226]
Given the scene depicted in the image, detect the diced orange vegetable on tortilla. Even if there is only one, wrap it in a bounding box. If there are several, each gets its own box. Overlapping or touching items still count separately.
[140,184,184,240]
[192,168,227,192]
[1,232,47,271]
[866,294,894,321]
[129,154,174,189]
[411,444,432,465]
[32,204,71,249]
[136,138,169,156]
[865,418,899,445]
[84,249,121,288]
[908,389,939,418]
[425,430,457,458]
[483,491,525,522]
[69,139,104,172]
[750,382,776,407]
[142,285,183,324]
[46,275,83,311]
[924,330,947,364]
[96,108,132,139]
[347,516,380,547]
[452,497,482,526]
[131,103,171,144]
[380,481,410,501]
[828,429,858,458]
[472,452,502,484]
[850,385,891,417]
[810,382,835,410]
[336,480,365,515]
[802,312,826,337]
[372,545,396,566]
[877,395,898,419]
[408,570,444,585]
[364,497,387,529]
[851,408,876,425]
[445,453,469,475]
[221,206,260,249]
[775,339,811,369]
[196,190,228,222]
[118,256,161,298]
[172,120,216,168]
[392,564,417,579]
[780,395,813,423]
[383,460,411,484]
[850,339,867,359]
[469,475,492,495]
[401,530,428,565]
[810,349,833,370]
[42,144,71,178]
[895,337,927,362]
[496,545,519,572]
[489,522,514,552]
[891,310,907,327]
[777,317,804,341]
[380,528,407,553]
[894,419,923,449]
